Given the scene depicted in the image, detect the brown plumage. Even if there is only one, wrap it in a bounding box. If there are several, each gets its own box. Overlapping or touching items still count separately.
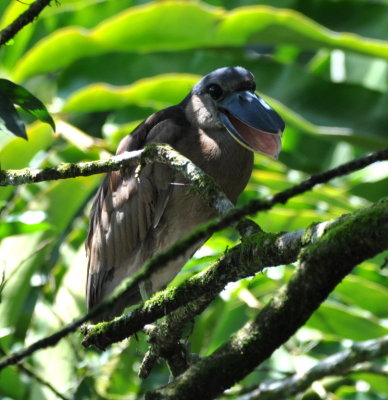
[86,67,284,321]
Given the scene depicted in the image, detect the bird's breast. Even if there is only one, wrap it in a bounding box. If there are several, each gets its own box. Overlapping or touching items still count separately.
[188,127,254,203]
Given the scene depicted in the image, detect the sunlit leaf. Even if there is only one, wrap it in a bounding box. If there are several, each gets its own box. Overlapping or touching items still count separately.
[0,79,55,131]
[0,221,51,239]
[63,74,198,112]
[0,94,26,139]
[307,301,388,341]
[0,122,54,202]
[12,3,388,81]
[335,275,388,318]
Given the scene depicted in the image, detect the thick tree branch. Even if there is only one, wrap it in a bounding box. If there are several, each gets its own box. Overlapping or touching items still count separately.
[81,199,377,351]
[0,0,54,47]
[0,209,328,369]
[146,198,388,399]
[139,293,214,379]
[234,336,388,400]
[80,220,324,349]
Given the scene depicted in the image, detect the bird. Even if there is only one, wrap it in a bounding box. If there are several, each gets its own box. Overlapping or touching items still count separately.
[86,66,285,322]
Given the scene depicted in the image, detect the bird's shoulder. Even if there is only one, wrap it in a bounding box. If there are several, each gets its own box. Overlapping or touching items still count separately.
[116,103,191,154]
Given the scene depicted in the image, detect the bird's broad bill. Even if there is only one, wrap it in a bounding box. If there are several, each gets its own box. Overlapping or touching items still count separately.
[194,66,285,159]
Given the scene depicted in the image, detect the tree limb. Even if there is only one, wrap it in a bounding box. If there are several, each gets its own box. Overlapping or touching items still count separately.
[146,198,388,399]
[0,0,54,47]
[139,293,214,379]
[0,143,234,215]
[80,219,327,349]
[233,336,388,400]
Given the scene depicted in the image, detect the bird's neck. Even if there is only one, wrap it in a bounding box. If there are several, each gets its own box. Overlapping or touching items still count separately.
[197,127,254,203]
[183,94,223,130]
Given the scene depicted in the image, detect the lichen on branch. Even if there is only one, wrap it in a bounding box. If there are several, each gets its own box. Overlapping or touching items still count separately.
[146,198,388,400]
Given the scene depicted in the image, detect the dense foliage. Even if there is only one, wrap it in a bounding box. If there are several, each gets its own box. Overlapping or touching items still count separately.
[0,1,387,399]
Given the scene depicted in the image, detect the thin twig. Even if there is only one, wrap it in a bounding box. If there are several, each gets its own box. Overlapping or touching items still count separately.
[0,0,54,46]
[234,336,388,400]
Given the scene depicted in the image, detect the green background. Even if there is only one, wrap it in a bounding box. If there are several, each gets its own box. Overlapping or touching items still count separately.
[0,1,387,399]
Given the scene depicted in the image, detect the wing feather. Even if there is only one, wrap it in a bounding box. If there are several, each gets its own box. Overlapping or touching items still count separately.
[86,109,184,316]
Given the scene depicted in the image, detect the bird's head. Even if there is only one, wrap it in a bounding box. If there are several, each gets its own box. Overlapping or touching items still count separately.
[187,66,285,159]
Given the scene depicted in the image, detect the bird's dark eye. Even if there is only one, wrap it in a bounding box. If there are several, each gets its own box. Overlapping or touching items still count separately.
[207,84,223,100]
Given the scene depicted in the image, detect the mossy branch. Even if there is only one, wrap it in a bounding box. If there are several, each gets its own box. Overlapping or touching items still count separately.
[0,144,233,215]
[139,293,215,379]
[81,147,388,334]
[145,198,388,400]
[80,199,383,350]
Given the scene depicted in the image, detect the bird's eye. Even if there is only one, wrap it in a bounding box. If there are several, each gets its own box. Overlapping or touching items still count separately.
[207,84,223,100]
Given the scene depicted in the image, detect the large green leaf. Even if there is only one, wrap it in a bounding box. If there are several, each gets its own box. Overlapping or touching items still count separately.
[63,74,197,112]
[307,301,388,341]
[0,95,26,139]
[0,220,51,239]
[12,2,388,81]
[13,27,103,82]
[0,231,49,345]
[0,79,55,131]
[0,123,54,204]
[0,123,53,170]
[335,275,388,319]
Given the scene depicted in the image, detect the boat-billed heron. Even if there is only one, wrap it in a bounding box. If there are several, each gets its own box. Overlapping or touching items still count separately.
[86,67,284,321]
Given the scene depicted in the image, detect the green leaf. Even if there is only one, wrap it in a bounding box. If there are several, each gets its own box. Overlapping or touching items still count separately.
[12,3,388,81]
[0,365,26,399]
[0,122,54,203]
[217,6,388,58]
[351,178,388,203]
[0,94,26,139]
[0,232,49,346]
[335,275,388,318]
[307,301,388,341]
[0,221,51,239]
[13,27,105,82]
[63,74,198,112]
[0,79,55,131]
[206,301,249,354]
